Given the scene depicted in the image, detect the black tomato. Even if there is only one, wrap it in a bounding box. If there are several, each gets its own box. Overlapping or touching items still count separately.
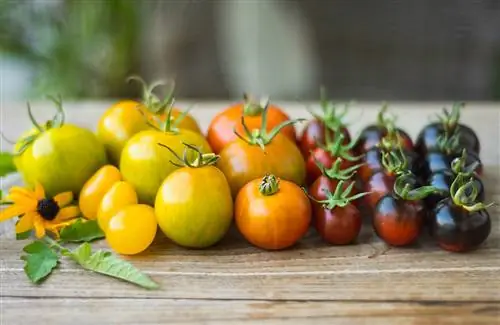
[299,120,350,158]
[359,148,419,184]
[314,204,362,245]
[415,122,480,157]
[418,150,483,180]
[432,198,491,252]
[355,126,413,155]
[364,171,396,210]
[373,195,426,246]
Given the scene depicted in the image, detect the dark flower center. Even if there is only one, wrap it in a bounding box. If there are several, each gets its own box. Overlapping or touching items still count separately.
[37,199,60,221]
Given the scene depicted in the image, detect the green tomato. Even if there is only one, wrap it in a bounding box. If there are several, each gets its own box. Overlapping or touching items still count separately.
[18,124,108,197]
[119,129,212,205]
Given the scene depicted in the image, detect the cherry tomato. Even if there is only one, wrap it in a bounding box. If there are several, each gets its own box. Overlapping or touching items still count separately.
[79,165,122,220]
[306,147,357,185]
[315,203,362,245]
[106,204,157,255]
[308,175,354,214]
[235,175,311,250]
[120,128,212,205]
[155,146,233,248]
[207,96,295,154]
[432,198,491,252]
[416,122,480,157]
[364,171,397,210]
[373,195,425,246]
[418,150,483,180]
[299,120,350,157]
[97,181,138,232]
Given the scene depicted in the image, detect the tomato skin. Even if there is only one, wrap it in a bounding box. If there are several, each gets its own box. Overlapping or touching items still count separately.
[364,172,396,210]
[154,166,233,248]
[308,176,355,214]
[120,129,212,205]
[431,199,490,252]
[19,124,107,197]
[207,103,295,154]
[97,181,138,232]
[97,100,150,166]
[235,178,311,250]
[416,122,480,157]
[373,195,425,246]
[299,120,350,158]
[355,126,413,155]
[105,204,157,255]
[217,135,305,197]
[79,165,122,220]
[305,148,333,185]
[314,204,362,245]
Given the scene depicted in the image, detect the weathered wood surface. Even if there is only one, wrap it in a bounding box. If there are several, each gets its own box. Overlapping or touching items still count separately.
[0,102,499,324]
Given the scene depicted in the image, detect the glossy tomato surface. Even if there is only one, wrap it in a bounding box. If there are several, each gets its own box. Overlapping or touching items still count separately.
[97,181,138,232]
[207,103,295,154]
[155,165,233,248]
[373,195,425,246]
[235,178,311,250]
[79,165,122,220]
[432,199,491,252]
[314,204,362,245]
[217,135,305,197]
[299,120,350,157]
[364,171,396,210]
[415,122,480,156]
[355,126,413,154]
[120,129,212,205]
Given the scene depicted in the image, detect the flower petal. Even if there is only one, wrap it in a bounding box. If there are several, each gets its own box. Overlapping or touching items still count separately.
[7,192,37,210]
[0,205,30,222]
[34,182,46,200]
[15,212,36,234]
[54,192,74,207]
[9,186,36,200]
[33,218,46,238]
[56,206,80,221]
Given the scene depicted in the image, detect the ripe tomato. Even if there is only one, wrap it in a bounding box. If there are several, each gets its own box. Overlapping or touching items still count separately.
[79,165,122,220]
[97,181,138,232]
[308,176,354,212]
[97,100,150,166]
[207,95,295,153]
[120,128,212,205]
[16,100,107,197]
[155,109,202,135]
[155,144,233,248]
[299,120,350,158]
[106,204,157,255]
[364,171,397,209]
[235,175,311,250]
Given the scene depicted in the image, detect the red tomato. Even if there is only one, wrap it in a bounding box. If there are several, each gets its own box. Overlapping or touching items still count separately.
[299,120,350,158]
[308,175,355,214]
[315,204,362,245]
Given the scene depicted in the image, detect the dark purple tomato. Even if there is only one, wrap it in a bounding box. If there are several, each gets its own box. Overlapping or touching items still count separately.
[373,195,426,246]
[415,123,480,157]
[358,148,419,184]
[432,198,491,252]
[314,204,362,245]
[418,150,483,180]
[364,171,396,210]
[299,120,351,158]
[355,126,413,155]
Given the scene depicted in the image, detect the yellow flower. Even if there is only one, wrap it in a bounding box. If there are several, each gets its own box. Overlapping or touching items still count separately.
[0,183,80,238]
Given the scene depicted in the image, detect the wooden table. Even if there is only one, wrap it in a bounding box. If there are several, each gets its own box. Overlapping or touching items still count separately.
[1,101,499,324]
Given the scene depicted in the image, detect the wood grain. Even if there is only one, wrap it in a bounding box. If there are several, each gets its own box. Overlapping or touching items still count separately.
[0,102,499,324]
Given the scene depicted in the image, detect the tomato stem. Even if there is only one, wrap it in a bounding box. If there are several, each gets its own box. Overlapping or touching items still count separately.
[303,180,370,209]
[243,93,268,116]
[27,102,44,133]
[157,142,218,168]
[393,171,440,201]
[259,174,280,196]
[436,102,464,134]
[381,149,408,175]
[315,157,365,181]
[451,149,480,176]
[450,173,494,212]
[320,132,363,162]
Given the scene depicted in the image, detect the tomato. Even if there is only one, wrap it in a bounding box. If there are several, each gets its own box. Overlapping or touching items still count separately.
[16,100,107,197]
[156,109,202,135]
[373,195,425,246]
[154,145,233,248]
[207,95,296,153]
[235,174,311,250]
[364,171,397,210]
[97,100,150,165]
[299,120,350,158]
[97,181,138,232]
[106,204,157,255]
[120,128,212,205]
[79,165,122,220]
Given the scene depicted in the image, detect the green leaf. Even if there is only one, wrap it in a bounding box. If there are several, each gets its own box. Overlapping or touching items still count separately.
[21,240,59,284]
[59,219,105,243]
[16,230,32,240]
[70,243,159,290]
[0,152,16,177]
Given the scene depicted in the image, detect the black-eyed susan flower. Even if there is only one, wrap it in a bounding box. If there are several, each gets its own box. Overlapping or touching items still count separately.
[0,183,80,238]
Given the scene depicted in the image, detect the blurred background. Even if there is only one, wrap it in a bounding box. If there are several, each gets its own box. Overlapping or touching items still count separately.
[2,0,500,102]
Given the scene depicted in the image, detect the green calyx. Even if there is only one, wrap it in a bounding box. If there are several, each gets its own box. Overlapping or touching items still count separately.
[320,131,363,162]
[234,104,305,151]
[259,174,280,196]
[242,93,269,116]
[314,157,365,181]
[436,130,461,156]
[157,142,219,168]
[303,180,370,210]
[307,87,352,132]
[436,102,463,134]
[127,75,191,133]
[451,149,480,176]
[376,103,398,129]
[450,173,494,212]
[14,95,66,156]
[393,171,440,201]
[381,148,408,176]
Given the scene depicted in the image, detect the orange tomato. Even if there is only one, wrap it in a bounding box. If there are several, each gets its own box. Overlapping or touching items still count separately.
[235,175,311,250]
[79,165,122,220]
[207,95,296,153]
[97,181,138,232]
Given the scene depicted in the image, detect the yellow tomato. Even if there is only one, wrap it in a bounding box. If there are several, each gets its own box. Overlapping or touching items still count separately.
[156,109,202,134]
[78,165,122,220]
[106,204,157,255]
[97,181,138,232]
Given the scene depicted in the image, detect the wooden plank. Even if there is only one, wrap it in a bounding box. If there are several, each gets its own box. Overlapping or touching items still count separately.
[1,298,498,325]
